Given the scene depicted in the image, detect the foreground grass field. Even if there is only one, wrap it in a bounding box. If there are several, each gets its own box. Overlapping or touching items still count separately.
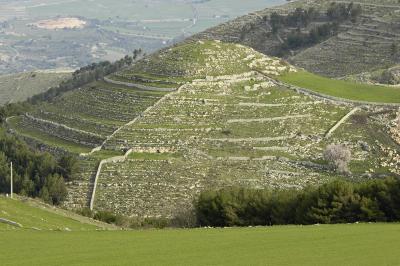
[1,223,399,265]
[278,71,400,103]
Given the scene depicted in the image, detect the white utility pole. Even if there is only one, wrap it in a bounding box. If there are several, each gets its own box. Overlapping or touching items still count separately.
[10,161,13,199]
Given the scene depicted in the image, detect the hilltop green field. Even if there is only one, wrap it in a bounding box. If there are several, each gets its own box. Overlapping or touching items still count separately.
[278,71,400,103]
[1,223,399,265]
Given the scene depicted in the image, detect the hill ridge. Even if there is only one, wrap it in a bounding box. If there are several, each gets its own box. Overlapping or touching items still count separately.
[190,0,400,78]
[5,39,400,217]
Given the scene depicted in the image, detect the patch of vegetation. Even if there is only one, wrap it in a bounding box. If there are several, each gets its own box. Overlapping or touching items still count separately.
[282,22,339,52]
[78,208,173,229]
[278,71,400,103]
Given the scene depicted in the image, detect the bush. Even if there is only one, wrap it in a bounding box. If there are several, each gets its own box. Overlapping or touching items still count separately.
[170,208,197,228]
[86,209,172,229]
[78,207,94,218]
[93,210,118,224]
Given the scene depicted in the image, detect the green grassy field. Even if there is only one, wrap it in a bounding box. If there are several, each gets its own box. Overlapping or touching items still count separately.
[1,223,399,265]
[0,197,106,231]
[278,71,400,103]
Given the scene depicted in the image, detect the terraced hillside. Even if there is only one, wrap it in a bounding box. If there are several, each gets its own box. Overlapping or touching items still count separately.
[8,77,175,209]
[7,40,400,217]
[192,0,400,78]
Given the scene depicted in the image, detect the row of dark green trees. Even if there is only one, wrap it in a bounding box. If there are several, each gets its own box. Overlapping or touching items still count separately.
[28,48,142,104]
[0,129,78,204]
[195,178,400,227]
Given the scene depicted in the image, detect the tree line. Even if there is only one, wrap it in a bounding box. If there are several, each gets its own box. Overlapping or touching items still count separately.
[0,129,78,205]
[195,177,400,227]
[28,48,143,104]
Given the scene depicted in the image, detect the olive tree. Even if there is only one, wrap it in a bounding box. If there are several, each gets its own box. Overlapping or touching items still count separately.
[324,144,352,174]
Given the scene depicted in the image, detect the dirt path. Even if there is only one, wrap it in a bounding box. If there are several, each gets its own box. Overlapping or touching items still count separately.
[325,107,359,138]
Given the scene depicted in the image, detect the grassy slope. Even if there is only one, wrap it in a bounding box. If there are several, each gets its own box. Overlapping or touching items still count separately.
[0,224,399,265]
[0,197,104,231]
[0,72,70,105]
[278,71,400,103]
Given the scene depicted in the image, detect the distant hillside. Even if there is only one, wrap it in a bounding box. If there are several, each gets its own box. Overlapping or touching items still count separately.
[192,0,400,78]
[0,71,70,106]
[0,196,111,230]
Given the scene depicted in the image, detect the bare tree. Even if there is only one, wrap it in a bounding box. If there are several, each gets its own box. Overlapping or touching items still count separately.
[324,144,352,174]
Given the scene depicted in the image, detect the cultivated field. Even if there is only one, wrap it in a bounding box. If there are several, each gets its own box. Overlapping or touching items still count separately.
[1,224,399,265]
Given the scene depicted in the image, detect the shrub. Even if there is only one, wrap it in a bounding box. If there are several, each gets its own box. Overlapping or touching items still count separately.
[78,207,94,218]
[93,210,117,224]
